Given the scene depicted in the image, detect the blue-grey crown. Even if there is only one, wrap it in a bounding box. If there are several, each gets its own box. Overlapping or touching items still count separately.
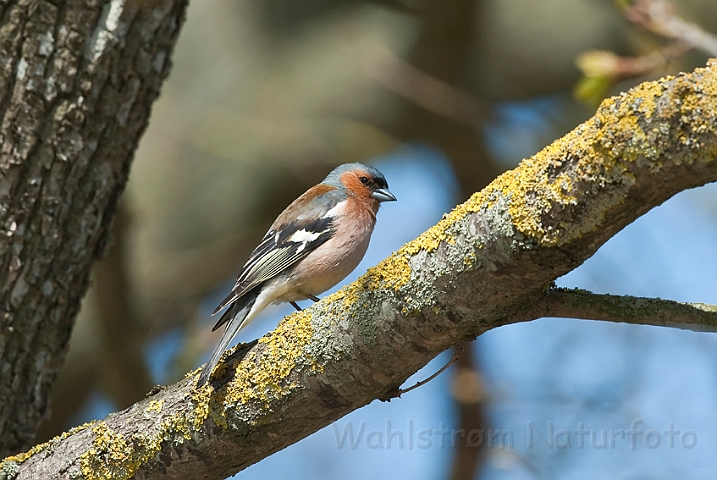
[321,162,388,189]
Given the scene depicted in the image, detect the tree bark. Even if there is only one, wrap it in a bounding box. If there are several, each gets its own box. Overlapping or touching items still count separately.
[2,59,716,480]
[0,0,187,457]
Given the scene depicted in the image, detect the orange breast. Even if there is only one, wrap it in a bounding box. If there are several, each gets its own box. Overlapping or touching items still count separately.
[281,200,376,299]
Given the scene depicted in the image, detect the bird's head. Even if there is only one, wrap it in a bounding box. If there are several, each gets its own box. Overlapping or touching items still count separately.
[323,163,397,204]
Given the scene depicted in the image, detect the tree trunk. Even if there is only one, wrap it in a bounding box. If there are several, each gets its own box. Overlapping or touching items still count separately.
[0,0,187,457]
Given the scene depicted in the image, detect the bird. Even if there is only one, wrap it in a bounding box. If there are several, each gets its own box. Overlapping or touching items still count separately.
[197,162,396,386]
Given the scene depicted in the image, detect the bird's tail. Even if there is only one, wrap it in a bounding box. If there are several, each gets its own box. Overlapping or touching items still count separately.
[197,289,259,387]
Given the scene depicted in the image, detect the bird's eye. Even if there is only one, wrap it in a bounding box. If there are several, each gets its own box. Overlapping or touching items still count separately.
[359,176,370,185]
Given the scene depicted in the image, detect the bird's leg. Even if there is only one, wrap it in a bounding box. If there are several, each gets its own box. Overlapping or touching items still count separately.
[290,295,319,312]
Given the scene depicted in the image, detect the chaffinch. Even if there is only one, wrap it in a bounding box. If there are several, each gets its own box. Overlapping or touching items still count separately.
[197,162,396,386]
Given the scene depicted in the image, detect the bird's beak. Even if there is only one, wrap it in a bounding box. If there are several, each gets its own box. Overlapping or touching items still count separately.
[371,188,397,202]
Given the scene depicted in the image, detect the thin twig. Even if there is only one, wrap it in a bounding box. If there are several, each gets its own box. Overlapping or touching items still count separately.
[383,347,464,400]
[627,0,717,56]
[576,0,717,97]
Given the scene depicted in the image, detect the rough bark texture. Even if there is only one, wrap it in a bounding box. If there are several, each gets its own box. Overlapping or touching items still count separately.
[2,61,717,480]
[0,0,187,457]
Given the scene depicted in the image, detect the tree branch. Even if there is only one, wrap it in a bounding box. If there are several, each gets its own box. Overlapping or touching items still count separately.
[534,287,717,332]
[2,60,717,480]
[626,0,717,56]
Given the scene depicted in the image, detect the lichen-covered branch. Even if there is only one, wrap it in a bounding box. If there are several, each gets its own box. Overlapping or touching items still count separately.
[535,288,717,332]
[2,61,717,480]
[0,0,188,457]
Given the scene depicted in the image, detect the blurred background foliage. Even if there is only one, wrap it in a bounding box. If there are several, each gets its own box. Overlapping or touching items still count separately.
[36,0,717,478]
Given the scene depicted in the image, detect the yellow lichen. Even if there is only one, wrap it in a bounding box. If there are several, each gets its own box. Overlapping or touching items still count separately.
[79,422,140,480]
[633,81,662,119]
[5,416,193,479]
[2,440,52,466]
[221,308,317,407]
[480,157,557,243]
[463,252,476,267]
[0,421,94,467]
[360,253,411,291]
[145,399,164,414]
[190,386,213,430]
[77,412,197,480]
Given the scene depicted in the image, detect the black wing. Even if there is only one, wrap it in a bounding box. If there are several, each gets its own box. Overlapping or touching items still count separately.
[211,215,334,320]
